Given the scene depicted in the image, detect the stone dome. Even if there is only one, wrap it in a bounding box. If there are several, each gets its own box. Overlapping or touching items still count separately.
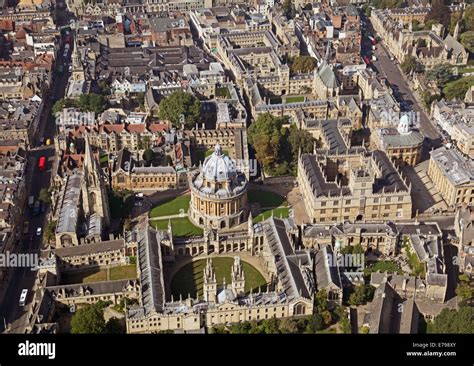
[202,144,237,182]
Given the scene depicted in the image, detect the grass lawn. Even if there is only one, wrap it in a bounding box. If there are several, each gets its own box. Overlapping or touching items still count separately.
[170,257,266,299]
[216,86,231,99]
[285,96,305,103]
[109,265,137,281]
[61,269,107,285]
[363,260,403,277]
[149,195,191,218]
[248,190,286,208]
[99,154,109,164]
[205,148,229,157]
[459,67,474,74]
[269,97,282,105]
[152,217,203,237]
[254,207,290,223]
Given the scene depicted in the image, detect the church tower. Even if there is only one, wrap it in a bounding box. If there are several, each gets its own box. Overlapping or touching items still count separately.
[82,136,111,227]
[203,259,217,303]
[231,256,245,297]
[453,21,460,41]
[72,36,85,82]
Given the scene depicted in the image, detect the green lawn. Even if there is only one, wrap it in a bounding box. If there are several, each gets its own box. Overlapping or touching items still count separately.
[99,154,109,164]
[269,97,282,105]
[152,217,203,237]
[205,148,229,157]
[109,265,137,281]
[285,96,305,103]
[254,207,290,223]
[363,261,403,277]
[61,269,107,285]
[459,67,474,74]
[149,195,191,218]
[216,86,231,99]
[170,257,266,299]
[248,190,286,208]
[249,190,289,223]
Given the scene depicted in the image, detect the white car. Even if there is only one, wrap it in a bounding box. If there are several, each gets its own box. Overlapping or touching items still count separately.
[36,227,42,236]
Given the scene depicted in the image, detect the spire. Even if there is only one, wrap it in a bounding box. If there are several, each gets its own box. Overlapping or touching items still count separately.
[453,21,460,40]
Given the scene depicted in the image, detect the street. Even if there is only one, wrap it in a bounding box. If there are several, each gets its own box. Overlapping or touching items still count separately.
[360,11,442,152]
[0,6,72,332]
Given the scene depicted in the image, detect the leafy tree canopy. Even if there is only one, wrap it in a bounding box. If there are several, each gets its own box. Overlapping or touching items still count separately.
[158,90,201,129]
[71,303,106,334]
[430,306,474,333]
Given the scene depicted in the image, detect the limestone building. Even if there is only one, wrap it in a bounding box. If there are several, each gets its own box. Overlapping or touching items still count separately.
[427,147,474,207]
[298,149,412,223]
[374,114,424,167]
[189,144,248,230]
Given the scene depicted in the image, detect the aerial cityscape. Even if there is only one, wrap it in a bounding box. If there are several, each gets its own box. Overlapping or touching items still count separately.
[0,0,474,339]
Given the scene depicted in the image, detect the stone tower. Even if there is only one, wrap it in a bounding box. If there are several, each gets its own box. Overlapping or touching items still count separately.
[203,258,217,303]
[72,36,85,82]
[231,256,245,297]
[453,21,460,41]
[82,136,111,227]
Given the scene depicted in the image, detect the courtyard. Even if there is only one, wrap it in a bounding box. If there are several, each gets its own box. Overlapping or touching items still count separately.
[248,189,290,222]
[61,265,138,285]
[169,257,267,300]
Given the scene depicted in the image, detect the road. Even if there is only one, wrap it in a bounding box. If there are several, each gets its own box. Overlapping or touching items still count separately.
[0,3,72,333]
[360,11,442,153]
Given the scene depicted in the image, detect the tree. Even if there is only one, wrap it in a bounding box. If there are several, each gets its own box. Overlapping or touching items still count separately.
[455,282,473,303]
[158,90,201,129]
[43,220,57,244]
[426,64,453,88]
[38,187,51,204]
[142,148,154,166]
[460,31,474,53]
[430,306,474,333]
[77,93,107,114]
[248,113,288,172]
[411,19,421,31]
[463,6,474,32]
[282,0,295,19]
[426,0,450,27]
[443,76,474,100]
[279,318,299,333]
[421,91,441,110]
[105,317,125,334]
[52,98,75,114]
[401,56,421,74]
[321,310,332,327]
[289,56,317,74]
[71,303,106,334]
[305,314,324,333]
[424,19,440,30]
[349,285,375,306]
[287,124,315,160]
[315,289,328,313]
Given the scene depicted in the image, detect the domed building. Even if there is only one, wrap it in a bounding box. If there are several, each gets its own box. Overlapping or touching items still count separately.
[189,144,248,230]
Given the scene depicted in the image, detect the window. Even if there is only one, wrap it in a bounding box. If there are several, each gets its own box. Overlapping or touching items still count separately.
[346,200,351,204]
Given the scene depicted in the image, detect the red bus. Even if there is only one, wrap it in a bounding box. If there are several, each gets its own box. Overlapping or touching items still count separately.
[38,156,46,171]
[368,36,377,45]
[364,56,371,65]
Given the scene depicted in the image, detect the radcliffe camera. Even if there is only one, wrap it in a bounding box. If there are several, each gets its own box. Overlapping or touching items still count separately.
[0,0,473,363]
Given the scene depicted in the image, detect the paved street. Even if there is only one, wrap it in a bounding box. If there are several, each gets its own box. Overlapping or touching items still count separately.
[0,4,71,332]
[360,11,442,152]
